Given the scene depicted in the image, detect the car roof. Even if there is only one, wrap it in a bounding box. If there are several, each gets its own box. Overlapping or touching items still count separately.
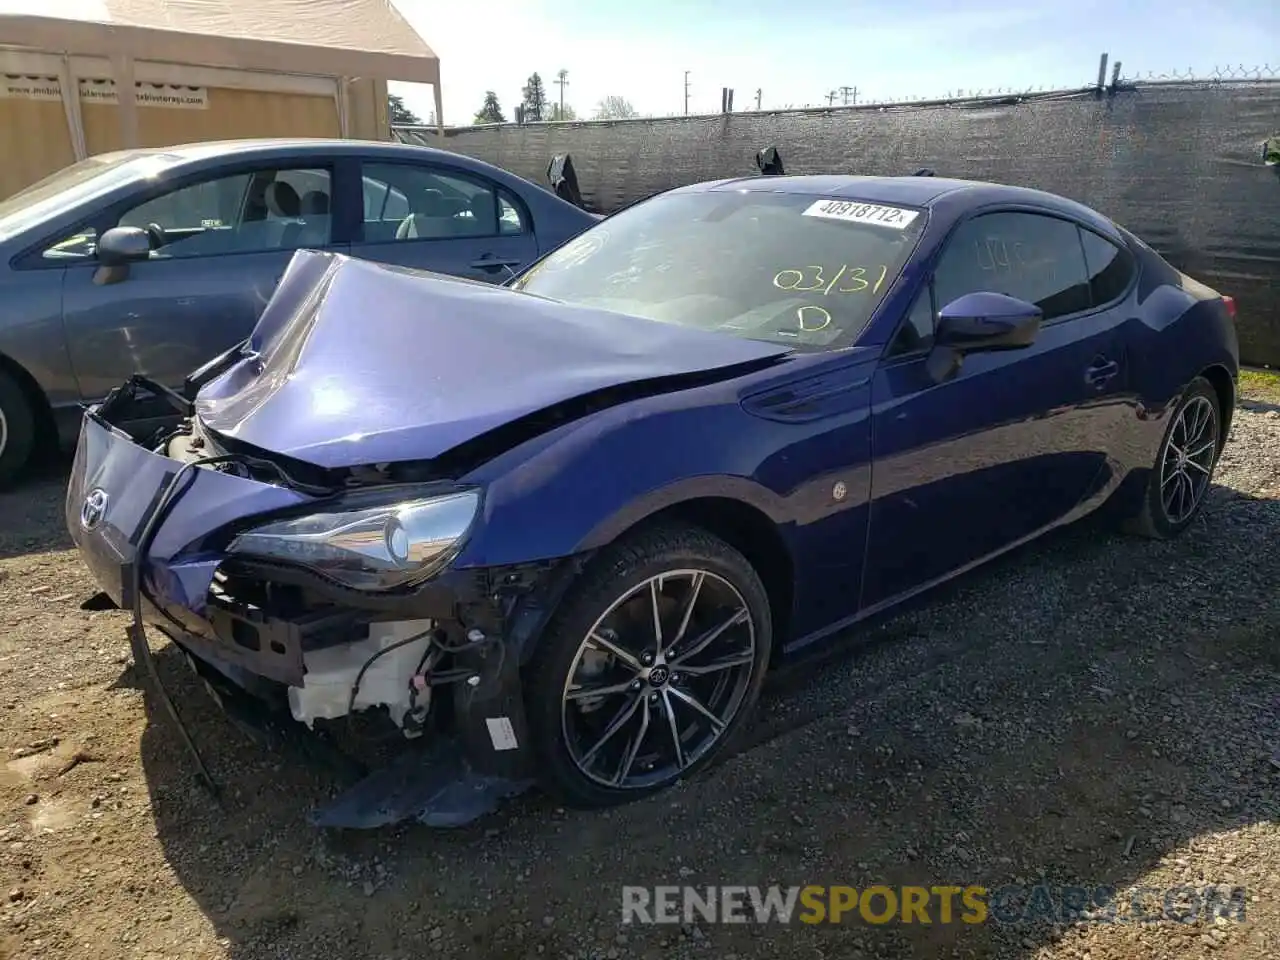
[115,137,461,164]
[672,174,1119,237]
[692,174,974,205]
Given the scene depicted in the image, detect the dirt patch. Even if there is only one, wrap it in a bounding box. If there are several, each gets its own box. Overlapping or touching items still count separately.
[0,399,1277,960]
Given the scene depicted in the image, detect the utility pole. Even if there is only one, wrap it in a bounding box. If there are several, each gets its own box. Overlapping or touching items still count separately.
[555,68,568,118]
[840,85,856,106]
[826,90,838,106]
[684,70,691,115]
[755,88,762,110]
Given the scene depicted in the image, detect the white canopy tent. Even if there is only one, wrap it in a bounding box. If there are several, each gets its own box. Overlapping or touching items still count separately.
[0,0,443,161]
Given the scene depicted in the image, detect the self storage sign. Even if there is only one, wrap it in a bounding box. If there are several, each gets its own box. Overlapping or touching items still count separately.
[0,75,208,109]
[0,75,61,101]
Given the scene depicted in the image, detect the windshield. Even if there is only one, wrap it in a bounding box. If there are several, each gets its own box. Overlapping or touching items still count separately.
[0,152,180,242]
[512,190,927,350]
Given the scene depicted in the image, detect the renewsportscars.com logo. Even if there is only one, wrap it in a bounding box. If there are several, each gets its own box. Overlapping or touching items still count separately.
[621,884,1249,926]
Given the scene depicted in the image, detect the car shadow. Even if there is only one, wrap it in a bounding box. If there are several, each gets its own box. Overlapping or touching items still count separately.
[0,456,74,561]
[1239,397,1280,416]
[125,483,1280,959]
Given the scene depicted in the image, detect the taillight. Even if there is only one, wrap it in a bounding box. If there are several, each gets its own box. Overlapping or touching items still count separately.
[1222,295,1237,320]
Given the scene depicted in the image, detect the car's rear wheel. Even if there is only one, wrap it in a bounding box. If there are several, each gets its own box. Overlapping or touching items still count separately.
[0,370,36,488]
[525,524,772,808]
[1126,376,1221,539]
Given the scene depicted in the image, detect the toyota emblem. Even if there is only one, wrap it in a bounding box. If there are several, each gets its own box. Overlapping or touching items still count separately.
[80,488,109,531]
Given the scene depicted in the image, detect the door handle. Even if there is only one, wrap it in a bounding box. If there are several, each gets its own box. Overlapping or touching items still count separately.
[1084,358,1119,388]
[469,256,523,270]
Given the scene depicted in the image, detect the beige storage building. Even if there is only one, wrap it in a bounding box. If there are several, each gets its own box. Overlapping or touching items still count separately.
[0,0,442,199]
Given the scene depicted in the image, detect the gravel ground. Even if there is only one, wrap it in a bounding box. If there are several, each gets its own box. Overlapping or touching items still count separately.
[0,388,1277,960]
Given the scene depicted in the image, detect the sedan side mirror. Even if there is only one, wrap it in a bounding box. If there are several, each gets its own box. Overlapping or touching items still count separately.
[936,292,1042,352]
[98,226,152,265]
[926,292,1042,382]
[93,226,152,285]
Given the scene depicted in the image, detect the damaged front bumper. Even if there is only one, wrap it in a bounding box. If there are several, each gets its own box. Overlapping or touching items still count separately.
[66,380,579,828]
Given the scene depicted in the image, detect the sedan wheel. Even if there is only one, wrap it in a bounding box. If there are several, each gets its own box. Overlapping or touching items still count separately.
[1128,376,1221,539]
[0,371,36,488]
[526,526,771,807]
[1159,394,1217,525]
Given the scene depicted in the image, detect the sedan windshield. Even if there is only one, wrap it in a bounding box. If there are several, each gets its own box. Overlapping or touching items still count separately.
[512,190,927,350]
[0,151,180,242]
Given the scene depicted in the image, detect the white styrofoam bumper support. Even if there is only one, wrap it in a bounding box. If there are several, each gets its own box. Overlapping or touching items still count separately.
[287,619,434,732]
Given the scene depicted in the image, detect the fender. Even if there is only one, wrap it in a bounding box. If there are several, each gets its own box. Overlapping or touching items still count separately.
[573,473,789,551]
[451,372,859,569]
[1127,294,1239,459]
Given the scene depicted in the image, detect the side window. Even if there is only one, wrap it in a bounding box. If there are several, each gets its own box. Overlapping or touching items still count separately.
[499,191,529,235]
[888,286,936,357]
[934,212,1091,322]
[42,228,99,261]
[363,177,387,219]
[362,176,410,221]
[1079,228,1135,306]
[362,162,511,242]
[114,167,331,258]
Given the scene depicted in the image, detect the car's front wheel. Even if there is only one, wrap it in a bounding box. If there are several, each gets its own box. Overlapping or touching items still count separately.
[1126,375,1222,539]
[0,370,36,488]
[525,524,772,808]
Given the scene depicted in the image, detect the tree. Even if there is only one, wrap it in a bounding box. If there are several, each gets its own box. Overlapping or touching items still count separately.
[521,72,548,122]
[548,102,577,121]
[473,91,506,124]
[388,93,422,125]
[595,95,639,120]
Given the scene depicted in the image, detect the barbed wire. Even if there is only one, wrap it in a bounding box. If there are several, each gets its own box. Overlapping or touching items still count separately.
[1120,64,1277,82]
[394,64,1280,134]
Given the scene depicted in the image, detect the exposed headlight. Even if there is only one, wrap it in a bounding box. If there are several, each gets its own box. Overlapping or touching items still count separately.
[227,489,480,591]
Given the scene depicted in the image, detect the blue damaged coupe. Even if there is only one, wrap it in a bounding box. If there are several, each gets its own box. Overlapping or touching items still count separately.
[66,175,1239,826]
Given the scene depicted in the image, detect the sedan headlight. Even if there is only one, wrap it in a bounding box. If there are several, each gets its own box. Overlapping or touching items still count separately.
[227,489,480,591]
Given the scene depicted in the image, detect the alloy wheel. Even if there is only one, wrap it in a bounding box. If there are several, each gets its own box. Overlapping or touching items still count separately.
[560,569,757,790]
[1159,394,1218,525]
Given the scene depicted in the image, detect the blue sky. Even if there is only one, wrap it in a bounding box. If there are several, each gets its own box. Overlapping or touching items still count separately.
[388,0,1278,125]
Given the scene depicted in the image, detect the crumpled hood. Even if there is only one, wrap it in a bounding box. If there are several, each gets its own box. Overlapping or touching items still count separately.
[195,251,792,469]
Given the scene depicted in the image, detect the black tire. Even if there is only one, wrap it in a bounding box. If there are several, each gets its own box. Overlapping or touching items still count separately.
[524,524,772,808]
[1125,376,1222,539]
[0,370,36,489]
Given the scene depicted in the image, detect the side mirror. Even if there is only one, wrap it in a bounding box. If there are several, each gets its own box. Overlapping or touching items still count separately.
[93,226,151,286]
[935,292,1042,352]
[547,153,585,208]
[756,146,785,176]
[97,226,152,266]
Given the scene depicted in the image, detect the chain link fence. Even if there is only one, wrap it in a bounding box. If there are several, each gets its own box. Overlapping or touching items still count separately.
[394,68,1280,366]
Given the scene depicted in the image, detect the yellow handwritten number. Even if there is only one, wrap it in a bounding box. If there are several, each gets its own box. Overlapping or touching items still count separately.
[773,266,827,292]
[774,265,889,295]
[773,268,805,291]
[837,268,868,293]
[797,305,832,332]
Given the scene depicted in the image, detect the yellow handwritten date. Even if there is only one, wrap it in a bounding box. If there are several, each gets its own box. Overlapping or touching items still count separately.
[773,264,889,296]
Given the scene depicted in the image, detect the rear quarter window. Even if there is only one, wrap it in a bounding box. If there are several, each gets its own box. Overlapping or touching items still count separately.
[1079,229,1135,305]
